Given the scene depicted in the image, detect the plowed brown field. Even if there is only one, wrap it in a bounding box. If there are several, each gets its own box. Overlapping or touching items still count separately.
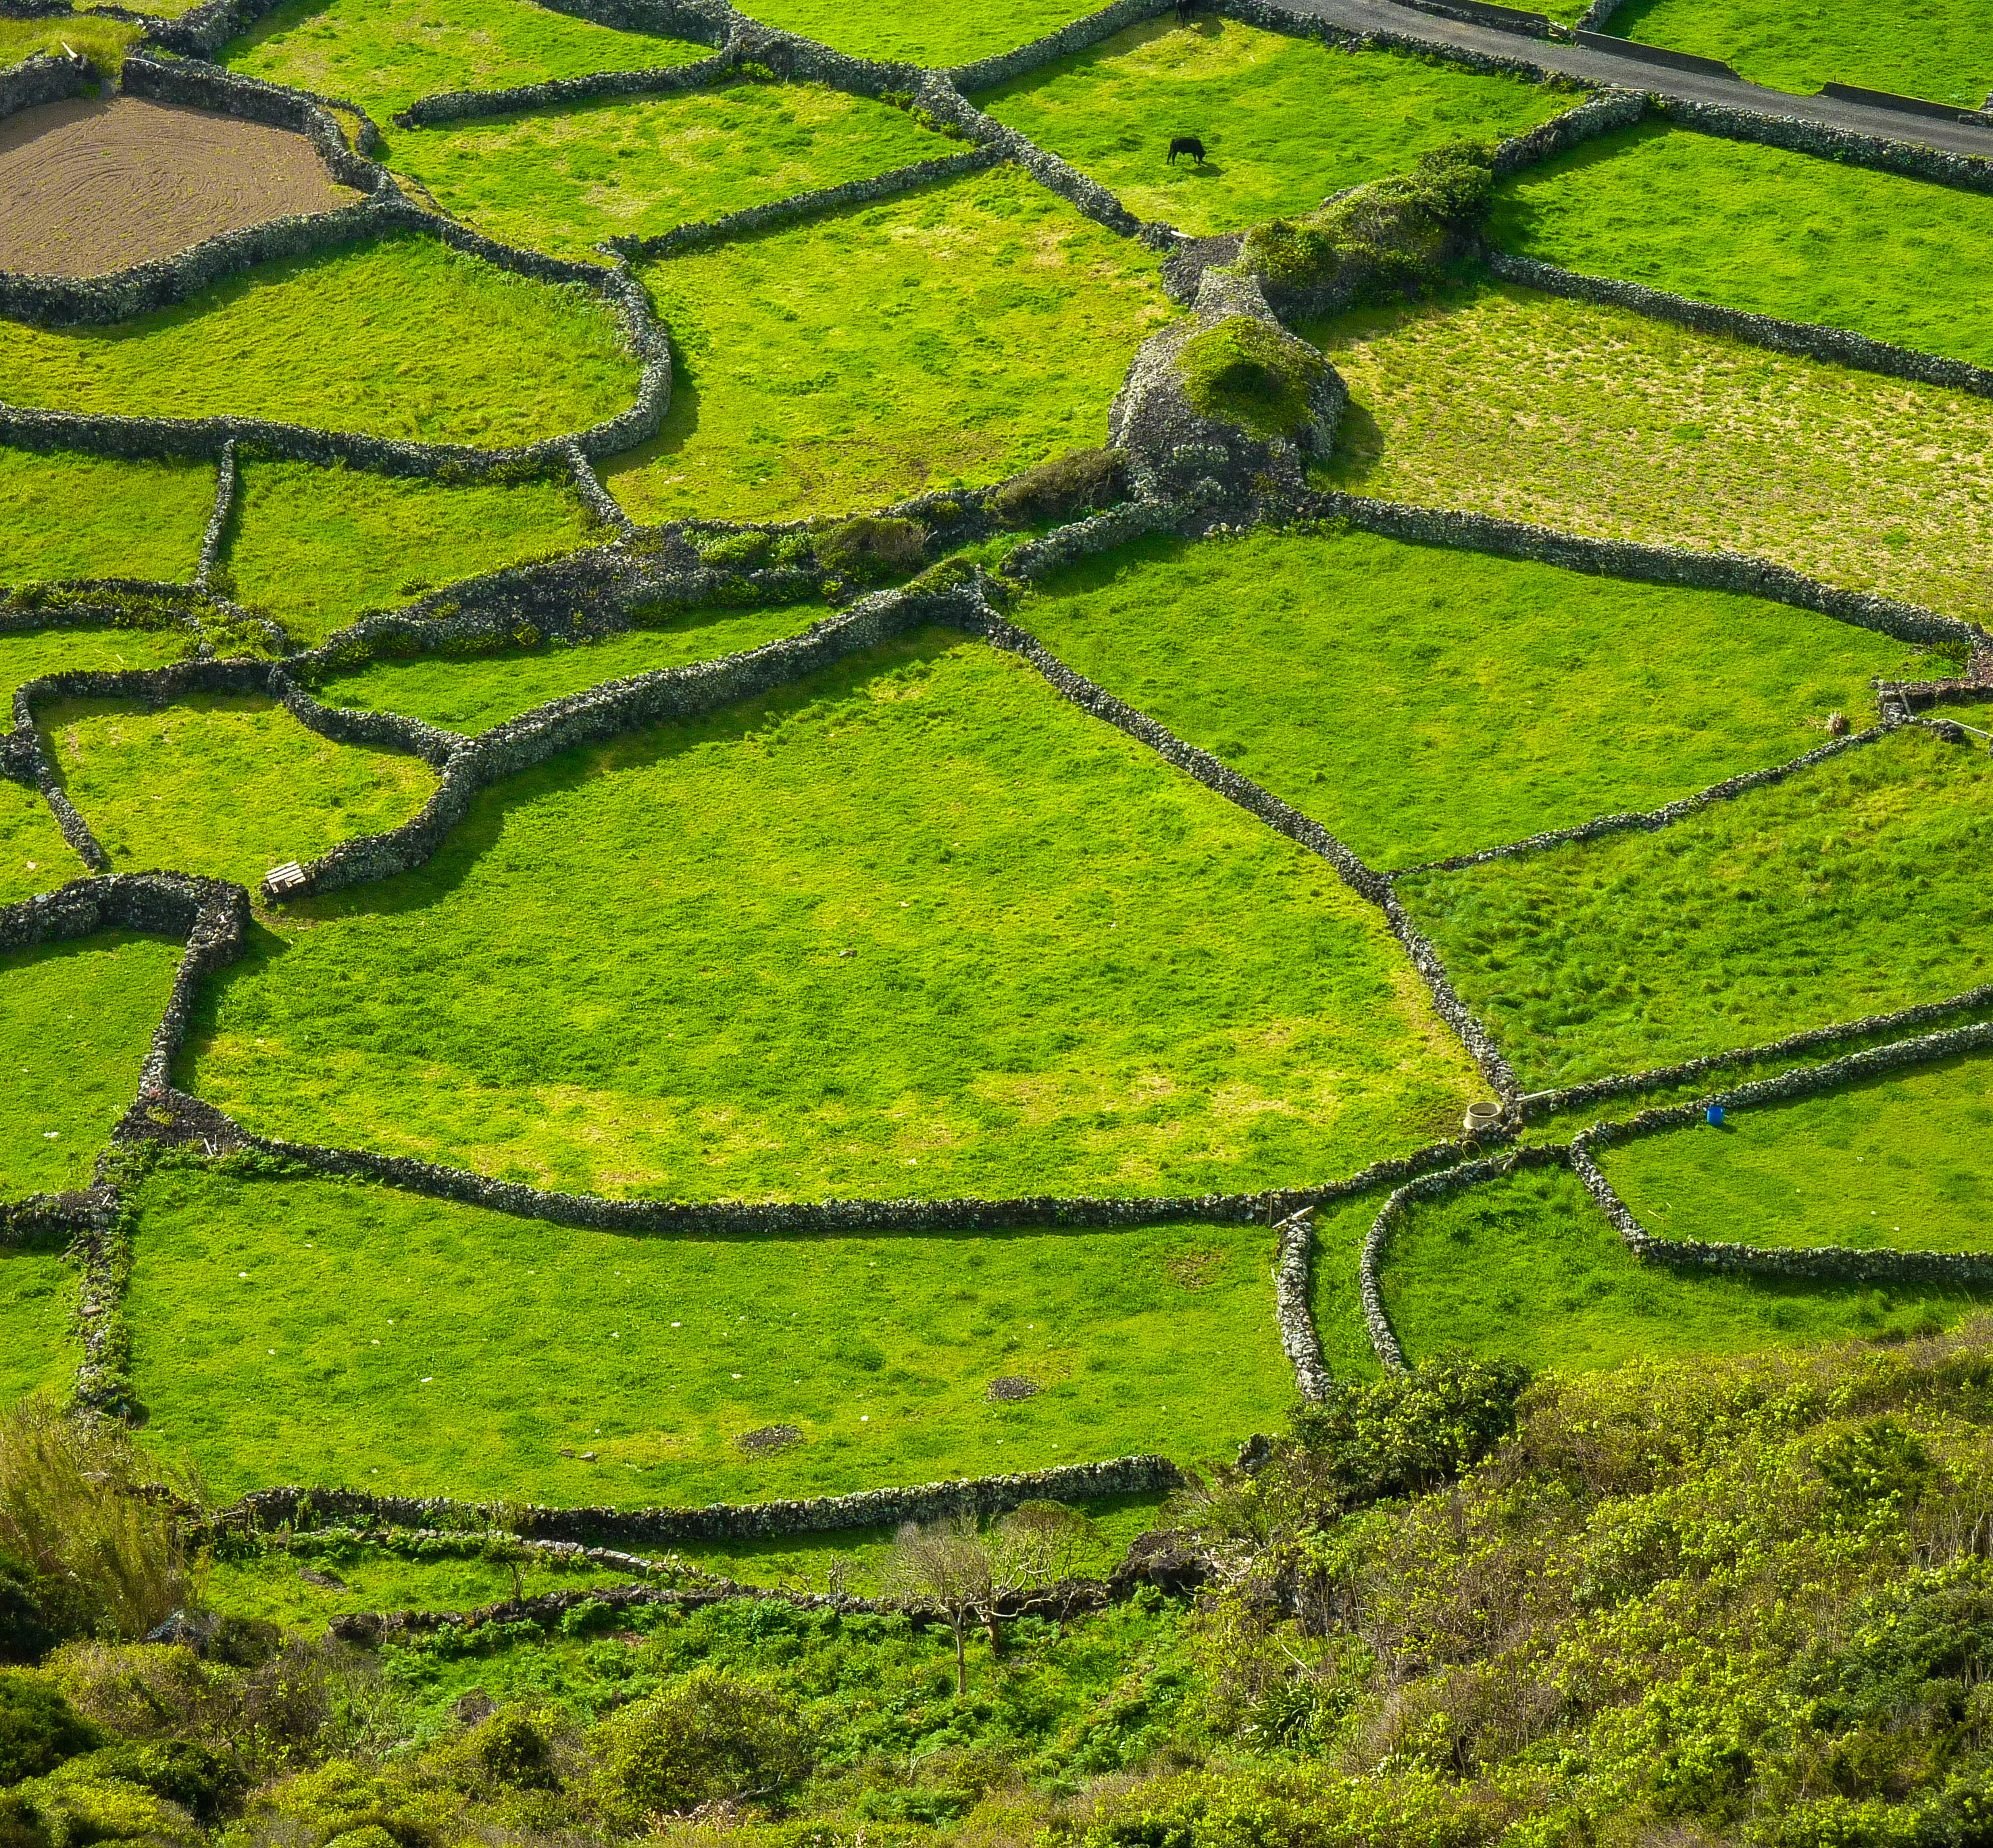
[0,95,359,278]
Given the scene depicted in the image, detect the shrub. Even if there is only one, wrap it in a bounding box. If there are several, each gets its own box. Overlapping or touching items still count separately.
[992,447,1125,528]
[0,1561,52,1670]
[592,1672,809,1820]
[1176,317,1328,439]
[0,1674,100,1789]
[812,517,928,584]
[694,530,772,571]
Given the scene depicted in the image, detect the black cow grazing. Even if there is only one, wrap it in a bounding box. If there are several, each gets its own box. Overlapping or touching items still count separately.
[1167,135,1207,165]
[1175,0,1195,19]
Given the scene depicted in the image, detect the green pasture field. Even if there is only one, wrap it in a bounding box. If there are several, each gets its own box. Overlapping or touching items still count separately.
[125,1163,1291,1504]
[1311,282,1993,624]
[208,1548,632,1630]
[184,632,1477,1200]
[225,461,599,646]
[222,0,705,122]
[1380,1164,1968,1372]
[0,15,139,69]
[1608,0,1993,107]
[1492,123,1993,367]
[389,83,947,263]
[43,694,437,890]
[0,448,215,586]
[1396,722,1993,1089]
[0,625,191,713]
[1603,1052,1993,1253]
[984,21,1568,238]
[0,786,77,907]
[0,235,639,449]
[0,1245,73,1410]
[316,604,827,733]
[604,165,1174,523]
[717,0,1104,67]
[1019,527,1920,869]
[0,932,184,1200]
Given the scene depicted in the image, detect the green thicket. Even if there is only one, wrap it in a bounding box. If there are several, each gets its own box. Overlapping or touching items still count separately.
[1177,317,1328,437]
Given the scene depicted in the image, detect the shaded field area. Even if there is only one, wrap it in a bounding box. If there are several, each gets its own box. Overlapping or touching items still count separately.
[1379,1164,1969,1372]
[44,694,438,889]
[1609,0,1993,107]
[0,446,216,586]
[723,0,1107,66]
[225,461,601,644]
[1491,122,1993,369]
[126,1164,1291,1503]
[184,632,1476,1201]
[1019,527,1919,869]
[222,0,705,122]
[0,1243,72,1407]
[0,96,357,280]
[1397,723,1993,1088]
[985,20,1566,238]
[0,932,184,1199]
[1311,282,1993,624]
[0,234,641,448]
[0,786,77,907]
[1605,1053,1993,1253]
[316,604,828,734]
[390,84,947,263]
[0,625,191,712]
[605,165,1174,523]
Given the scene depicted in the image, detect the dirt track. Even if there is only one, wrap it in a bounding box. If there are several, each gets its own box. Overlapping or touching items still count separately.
[0,95,360,278]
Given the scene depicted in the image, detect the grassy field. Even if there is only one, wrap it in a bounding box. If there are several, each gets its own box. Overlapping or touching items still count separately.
[984,20,1567,238]
[1396,722,1993,1089]
[1604,1052,1993,1253]
[1018,527,1921,869]
[0,448,216,587]
[222,0,704,122]
[208,1547,632,1629]
[0,786,78,908]
[0,932,184,1200]
[0,625,192,713]
[1491,123,1993,368]
[0,1244,73,1411]
[226,461,599,645]
[125,1163,1291,1504]
[711,0,1106,67]
[1310,282,1993,624]
[1609,0,1993,107]
[316,605,826,733]
[605,165,1174,523]
[43,694,437,889]
[1380,1164,1970,1371]
[0,235,640,448]
[184,632,1477,1200]
[390,84,947,263]
[0,15,139,69]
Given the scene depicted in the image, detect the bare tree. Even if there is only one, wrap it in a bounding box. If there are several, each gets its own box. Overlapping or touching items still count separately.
[884,1516,1011,1696]
[995,1500,1092,1636]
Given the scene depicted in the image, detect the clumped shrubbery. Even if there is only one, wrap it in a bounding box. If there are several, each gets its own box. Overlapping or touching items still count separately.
[811,515,929,584]
[594,1672,810,1821]
[1176,316,1330,439]
[992,446,1126,528]
[1239,139,1496,305]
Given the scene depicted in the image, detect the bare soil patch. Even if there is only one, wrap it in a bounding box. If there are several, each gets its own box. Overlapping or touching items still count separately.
[0,95,358,278]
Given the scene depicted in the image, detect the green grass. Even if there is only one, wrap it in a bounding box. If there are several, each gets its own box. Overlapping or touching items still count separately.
[1019,528,1921,869]
[0,1244,74,1410]
[1396,722,1993,1089]
[703,0,1107,67]
[126,1164,1292,1504]
[184,632,1477,1200]
[1491,122,1993,369]
[44,693,438,889]
[1311,282,1993,625]
[0,16,141,70]
[984,21,1567,238]
[0,625,191,713]
[1609,0,1993,107]
[1382,1164,1970,1371]
[388,84,949,264]
[1603,1052,1993,1254]
[605,165,1174,524]
[222,0,705,122]
[315,605,828,734]
[0,448,216,587]
[209,1547,632,1630]
[0,786,79,908]
[225,461,601,646]
[0,932,184,1200]
[0,235,640,448]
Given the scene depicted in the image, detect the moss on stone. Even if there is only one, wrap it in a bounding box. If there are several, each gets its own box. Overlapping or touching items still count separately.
[1177,316,1326,438]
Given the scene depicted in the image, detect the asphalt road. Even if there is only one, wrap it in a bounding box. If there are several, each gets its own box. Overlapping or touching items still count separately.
[1270,0,1993,161]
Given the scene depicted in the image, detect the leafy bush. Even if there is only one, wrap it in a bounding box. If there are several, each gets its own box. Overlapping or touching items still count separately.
[812,516,928,583]
[0,1562,51,1670]
[0,1675,100,1789]
[991,446,1125,527]
[694,530,773,571]
[1176,317,1328,438]
[592,1672,809,1820]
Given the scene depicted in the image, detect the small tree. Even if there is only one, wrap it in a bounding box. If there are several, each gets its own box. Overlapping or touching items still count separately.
[995,1501,1093,1637]
[884,1516,1010,1697]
